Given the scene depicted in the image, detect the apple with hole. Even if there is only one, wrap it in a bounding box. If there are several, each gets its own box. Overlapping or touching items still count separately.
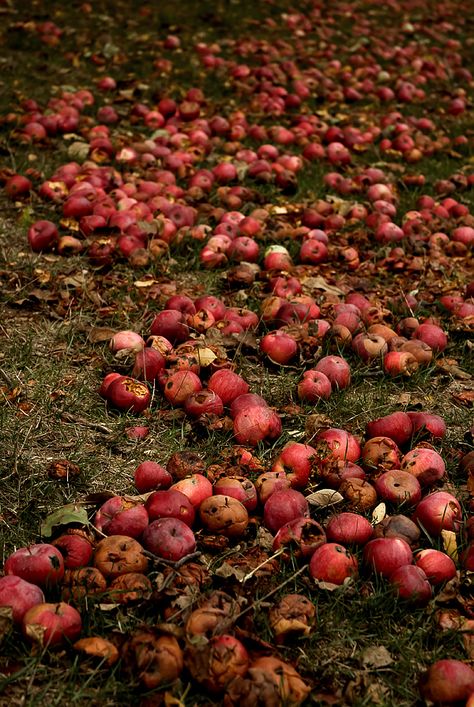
[273,517,327,559]
[317,428,361,463]
[389,565,432,606]
[184,389,224,418]
[309,543,358,585]
[0,576,45,624]
[94,497,149,538]
[400,447,445,486]
[263,489,309,533]
[375,469,422,506]
[199,495,249,538]
[5,543,65,588]
[145,489,195,527]
[142,518,196,561]
[363,537,413,577]
[362,436,401,471]
[414,549,457,585]
[106,376,151,413]
[22,601,82,647]
[213,476,258,511]
[52,534,93,569]
[134,461,172,493]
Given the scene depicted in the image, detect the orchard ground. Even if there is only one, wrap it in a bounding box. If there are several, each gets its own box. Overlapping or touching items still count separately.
[0,0,473,705]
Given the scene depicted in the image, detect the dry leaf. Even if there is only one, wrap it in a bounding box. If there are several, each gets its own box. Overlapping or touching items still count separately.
[437,358,472,380]
[300,275,344,296]
[372,503,387,524]
[452,390,474,406]
[88,327,116,343]
[362,645,393,669]
[213,562,246,582]
[306,489,344,508]
[441,529,458,561]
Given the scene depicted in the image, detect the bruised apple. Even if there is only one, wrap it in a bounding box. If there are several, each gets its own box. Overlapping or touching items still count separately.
[93,536,148,579]
[94,497,149,538]
[22,601,82,647]
[5,543,65,588]
[0,576,45,624]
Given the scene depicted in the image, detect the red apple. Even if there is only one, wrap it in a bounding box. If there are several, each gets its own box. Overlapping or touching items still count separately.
[27,220,59,252]
[170,474,213,508]
[407,412,446,440]
[325,512,373,546]
[5,543,65,588]
[52,534,94,569]
[297,370,332,403]
[0,576,45,624]
[389,565,432,606]
[145,489,195,527]
[22,601,82,647]
[134,461,172,493]
[260,331,298,365]
[366,412,413,448]
[314,355,351,390]
[94,497,149,538]
[213,477,258,512]
[309,543,358,585]
[142,518,196,561]
[413,491,462,535]
[400,447,445,486]
[263,489,309,533]
[233,406,282,446]
[420,659,474,704]
[414,549,457,586]
[271,443,317,489]
[363,537,413,577]
[208,369,249,405]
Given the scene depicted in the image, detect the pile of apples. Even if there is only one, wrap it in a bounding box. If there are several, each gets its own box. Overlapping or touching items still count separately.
[2,407,474,700]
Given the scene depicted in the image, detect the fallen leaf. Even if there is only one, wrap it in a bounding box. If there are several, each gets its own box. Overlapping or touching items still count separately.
[362,645,393,669]
[88,326,116,343]
[300,275,344,296]
[437,358,472,380]
[372,503,387,524]
[41,504,90,537]
[441,530,458,561]
[306,489,344,508]
[452,390,474,406]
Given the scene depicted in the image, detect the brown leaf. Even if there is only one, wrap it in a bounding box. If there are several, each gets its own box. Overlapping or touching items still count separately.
[362,645,393,669]
[88,327,116,343]
[453,390,474,406]
[437,358,472,380]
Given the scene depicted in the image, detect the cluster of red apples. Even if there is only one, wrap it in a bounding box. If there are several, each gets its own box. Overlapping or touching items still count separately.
[2,407,474,702]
